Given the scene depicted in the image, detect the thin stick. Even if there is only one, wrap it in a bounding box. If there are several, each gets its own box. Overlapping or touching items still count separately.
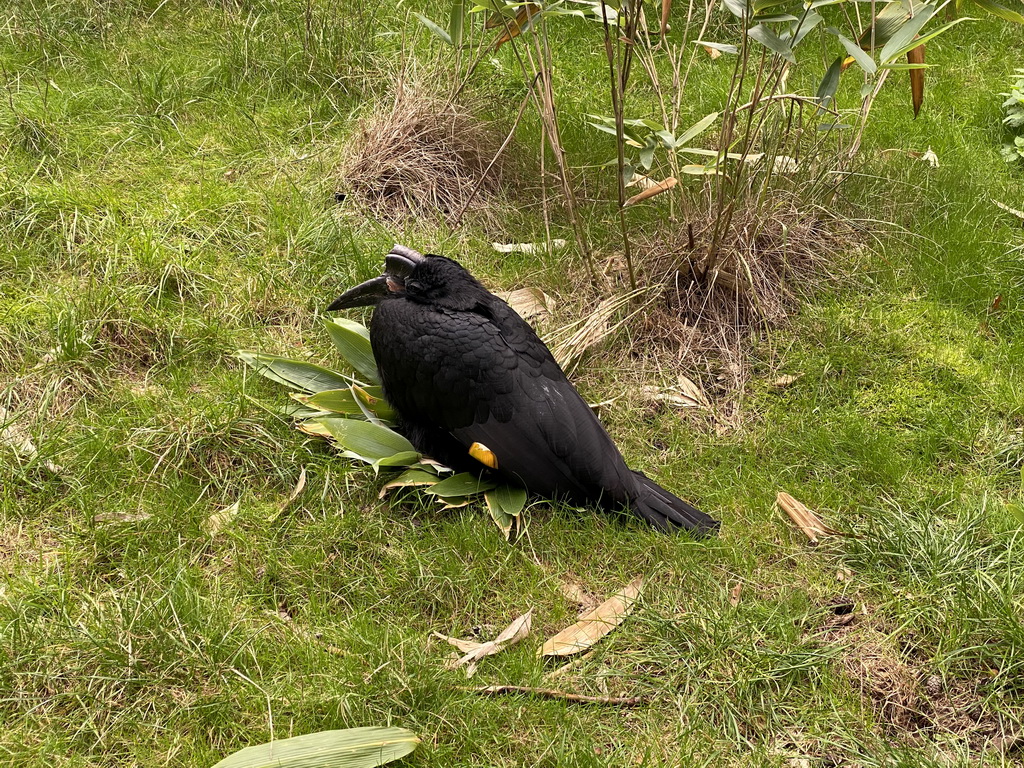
[463,685,646,706]
[448,86,533,229]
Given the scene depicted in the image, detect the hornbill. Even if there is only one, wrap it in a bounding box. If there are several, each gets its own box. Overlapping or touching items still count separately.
[328,244,719,535]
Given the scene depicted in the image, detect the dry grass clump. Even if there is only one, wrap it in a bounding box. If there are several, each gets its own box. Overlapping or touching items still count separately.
[623,193,854,392]
[339,84,507,223]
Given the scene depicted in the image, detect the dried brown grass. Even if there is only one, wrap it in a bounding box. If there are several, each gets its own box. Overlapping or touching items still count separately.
[339,83,507,223]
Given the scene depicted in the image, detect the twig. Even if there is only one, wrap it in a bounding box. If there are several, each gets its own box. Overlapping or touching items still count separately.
[463,685,646,706]
[449,84,533,228]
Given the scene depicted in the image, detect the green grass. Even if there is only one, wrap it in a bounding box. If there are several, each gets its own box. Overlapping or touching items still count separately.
[2,1,1023,766]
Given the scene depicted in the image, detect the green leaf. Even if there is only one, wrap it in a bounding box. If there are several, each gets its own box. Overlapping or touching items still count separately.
[882,16,974,62]
[415,13,453,45]
[374,451,421,469]
[323,318,379,384]
[425,472,497,497]
[306,388,364,415]
[784,10,822,47]
[676,112,720,146]
[639,137,657,170]
[695,40,739,54]
[816,56,844,110]
[317,417,417,463]
[238,351,353,393]
[971,0,1024,23]
[878,4,936,63]
[748,24,796,63]
[1007,502,1024,526]
[829,28,877,74]
[484,484,527,516]
[380,468,441,498]
[211,726,420,768]
[353,384,397,422]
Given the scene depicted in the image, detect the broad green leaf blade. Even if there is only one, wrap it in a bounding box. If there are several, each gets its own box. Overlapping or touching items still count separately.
[971,0,1024,22]
[485,484,527,516]
[317,417,417,462]
[878,4,935,63]
[415,12,453,45]
[238,351,352,394]
[861,0,914,50]
[675,112,719,146]
[324,318,379,384]
[380,468,441,498]
[374,451,421,469]
[883,16,973,62]
[830,29,877,73]
[426,472,497,497]
[816,56,844,109]
[695,40,739,54]
[353,384,397,422]
[211,726,420,768]
[307,388,364,416]
[784,10,822,46]
[748,24,796,63]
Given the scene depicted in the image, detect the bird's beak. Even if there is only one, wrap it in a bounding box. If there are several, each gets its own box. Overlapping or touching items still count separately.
[327,245,426,311]
[327,275,388,310]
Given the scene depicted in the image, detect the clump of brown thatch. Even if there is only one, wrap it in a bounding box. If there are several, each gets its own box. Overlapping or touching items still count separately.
[624,193,855,392]
[339,85,506,223]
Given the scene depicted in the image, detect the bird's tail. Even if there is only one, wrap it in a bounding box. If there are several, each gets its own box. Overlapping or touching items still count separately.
[627,471,720,536]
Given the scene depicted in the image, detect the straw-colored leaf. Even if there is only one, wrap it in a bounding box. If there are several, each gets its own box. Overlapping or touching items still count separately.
[94,511,152,524]
[277,467,307,514]
[623,176,677,207]
[729,583,743,607]
[210,726,420,768]
[492,240,566,254]
[379,469,440,498]
[771,373,804,387]
[447,610,533,677]
[0,405,63,474]
[496,287,556,322]
[777,491,842,544]
[539,577,644,657]
[547,288,653,371]
[432,632,485,654]
[205,500,240,536]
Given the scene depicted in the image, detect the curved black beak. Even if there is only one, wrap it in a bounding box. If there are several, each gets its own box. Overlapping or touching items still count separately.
[327,275,388,311]
[327,244,426,312]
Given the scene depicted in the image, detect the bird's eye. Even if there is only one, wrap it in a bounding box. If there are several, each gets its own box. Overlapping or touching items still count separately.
[405,280,424,293]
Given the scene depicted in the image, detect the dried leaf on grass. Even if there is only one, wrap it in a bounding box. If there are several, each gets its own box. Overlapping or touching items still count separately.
[496,287,557,321]
[1,405,63,475]
[94,511,153,524]
[547,287,657,372]
[437,609,532,677]
[464,685,644,706]
[204,500,240,536]
[492,240,566,254]
[624,176,677,207]
[771,373,804,387]
[777,491,842,544]
[540,577,643,657]
[993,199,1024,221]
[729,582,742,607]
[644,373,708,409]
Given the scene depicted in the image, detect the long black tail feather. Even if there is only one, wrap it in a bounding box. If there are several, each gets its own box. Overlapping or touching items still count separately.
[628,471,720,536]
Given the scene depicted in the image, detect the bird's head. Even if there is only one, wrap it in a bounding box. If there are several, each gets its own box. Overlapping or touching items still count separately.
[328,244,488,312]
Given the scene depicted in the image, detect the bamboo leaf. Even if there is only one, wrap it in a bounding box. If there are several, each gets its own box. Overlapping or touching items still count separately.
[971,0,1024,23]
[323,318,379,384]
[485,485,527,539]
[306,388,363,415]
[878,4,935,63]
[426,472,497,497]
[317,417,417,462]
[747,24,796,63]
[211,726,420,768]
[675,111,720,146]
[380,469,441,498]
[238,351,352,393]
[908,44,925,116]
[415,12,453,45]
[816,56,844,110]
[539,577,644,657]
[829,28,876,73]
[450,0,466,46]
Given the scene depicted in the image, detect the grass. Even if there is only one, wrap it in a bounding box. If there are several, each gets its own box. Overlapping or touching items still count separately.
[1,1,1023,766]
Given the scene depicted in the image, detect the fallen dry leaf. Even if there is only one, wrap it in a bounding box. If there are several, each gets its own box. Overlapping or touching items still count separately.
[540,577,643,657]
[441,610,532,677]
[771,373,804,388]
[93,511,153,524]
[623,176,677,207]
[492,239,566,254]
[496,287,556,322]
[276,466,307,516]
[993,199,1024,221]
[703,44,722,59]
[204,500,240,536]
[729,582,742,607]
[920,146,939,168]
[1,405,63,475]
[777,492,842,545]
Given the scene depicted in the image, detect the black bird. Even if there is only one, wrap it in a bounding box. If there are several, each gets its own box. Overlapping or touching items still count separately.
[328,244,719,535]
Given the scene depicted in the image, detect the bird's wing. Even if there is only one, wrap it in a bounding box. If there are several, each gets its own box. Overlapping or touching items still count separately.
[371,298,631,499]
